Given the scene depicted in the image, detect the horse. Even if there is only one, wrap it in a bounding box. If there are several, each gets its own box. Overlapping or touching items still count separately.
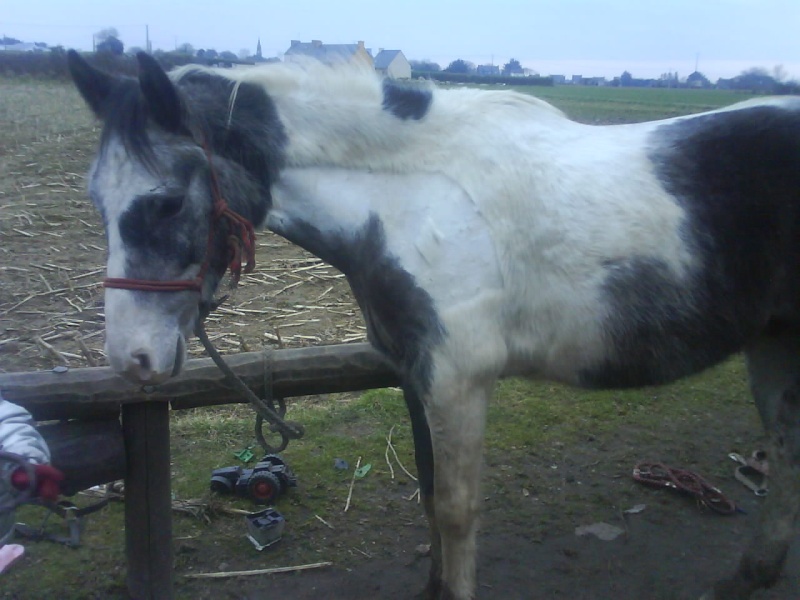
[66,49,800,599]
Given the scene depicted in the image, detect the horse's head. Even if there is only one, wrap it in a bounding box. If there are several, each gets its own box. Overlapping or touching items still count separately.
[68,51,285,384]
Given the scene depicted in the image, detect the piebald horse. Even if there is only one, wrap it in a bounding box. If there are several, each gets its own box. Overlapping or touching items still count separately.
[67,50,800,599]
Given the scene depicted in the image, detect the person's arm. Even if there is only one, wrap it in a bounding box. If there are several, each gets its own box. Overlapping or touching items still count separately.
[0,397,50,465]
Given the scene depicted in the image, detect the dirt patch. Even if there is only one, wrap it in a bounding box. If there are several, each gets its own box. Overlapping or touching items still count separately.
[171,418,800,600]
[1,85,798,599]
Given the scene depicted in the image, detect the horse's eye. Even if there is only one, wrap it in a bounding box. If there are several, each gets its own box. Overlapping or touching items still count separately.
[156,195,184,219]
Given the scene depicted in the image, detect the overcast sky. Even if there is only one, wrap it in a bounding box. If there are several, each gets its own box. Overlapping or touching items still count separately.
[4,0,799,81]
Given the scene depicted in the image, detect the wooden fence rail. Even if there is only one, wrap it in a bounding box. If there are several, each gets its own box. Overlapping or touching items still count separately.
[0,342,399,600]
[0,342,400,420]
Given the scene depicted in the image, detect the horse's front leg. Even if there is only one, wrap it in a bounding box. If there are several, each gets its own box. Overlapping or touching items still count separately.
[425,371,494,600]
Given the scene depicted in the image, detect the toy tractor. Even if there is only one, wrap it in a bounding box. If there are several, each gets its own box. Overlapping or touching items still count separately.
[210,454,297,505]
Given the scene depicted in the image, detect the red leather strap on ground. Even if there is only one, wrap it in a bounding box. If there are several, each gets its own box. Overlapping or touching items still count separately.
[632,461,738,515]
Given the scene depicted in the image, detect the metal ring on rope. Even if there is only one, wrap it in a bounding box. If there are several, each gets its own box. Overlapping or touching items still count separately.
[255,407,300,454]
[195,319,304,454]
[254,350,294,453]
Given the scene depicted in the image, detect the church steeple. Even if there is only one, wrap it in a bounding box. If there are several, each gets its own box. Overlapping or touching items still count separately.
[256,37,263,59]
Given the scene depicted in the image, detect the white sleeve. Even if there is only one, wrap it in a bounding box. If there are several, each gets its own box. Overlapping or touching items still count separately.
[0,396,50,465]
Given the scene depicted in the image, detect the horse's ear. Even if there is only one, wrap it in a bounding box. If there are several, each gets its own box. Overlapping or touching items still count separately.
[136,52,183,134]
[67,50,116,117]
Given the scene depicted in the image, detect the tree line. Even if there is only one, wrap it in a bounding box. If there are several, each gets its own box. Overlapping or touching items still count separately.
[0,28,253,79]
[2,29,798,94]
[616,67,799,93]
[412,57,525,75]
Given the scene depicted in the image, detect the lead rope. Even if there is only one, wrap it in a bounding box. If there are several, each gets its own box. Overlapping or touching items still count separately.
[194,313,304,454]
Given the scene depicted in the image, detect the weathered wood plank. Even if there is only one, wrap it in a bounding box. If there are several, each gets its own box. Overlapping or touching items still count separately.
[123,401,173,600]
[0,343,400,420]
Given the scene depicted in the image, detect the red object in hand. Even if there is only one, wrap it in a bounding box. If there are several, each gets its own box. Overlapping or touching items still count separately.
[10,463,64,501]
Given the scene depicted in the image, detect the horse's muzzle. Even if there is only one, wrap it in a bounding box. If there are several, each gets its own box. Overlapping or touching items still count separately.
[112,333,186,385]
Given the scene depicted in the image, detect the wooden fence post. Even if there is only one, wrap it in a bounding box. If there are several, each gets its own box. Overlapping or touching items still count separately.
[122,401,173,600]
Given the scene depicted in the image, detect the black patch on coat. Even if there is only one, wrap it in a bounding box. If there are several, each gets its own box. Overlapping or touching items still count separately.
[175,70,287,206]
[117,150,267,289]
[118,191,204,279]
[273,212,441,494]
[382,79,432,121]
[582,103,800,388]
[273,212,444,387]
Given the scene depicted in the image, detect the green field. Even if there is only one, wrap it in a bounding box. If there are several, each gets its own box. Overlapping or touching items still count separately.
[502,84,751,123]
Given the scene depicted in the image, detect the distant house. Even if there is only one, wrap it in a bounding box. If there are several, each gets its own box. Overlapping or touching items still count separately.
[374,49,411,79]
[477,64,500,76]
[686,71,712,88]
[581,76,607,86]
[285,40,373,67]
[550,74,566,85]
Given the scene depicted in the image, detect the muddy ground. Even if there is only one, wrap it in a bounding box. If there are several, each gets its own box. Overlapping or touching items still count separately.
[1,85,798,599]
[172,416,800,600]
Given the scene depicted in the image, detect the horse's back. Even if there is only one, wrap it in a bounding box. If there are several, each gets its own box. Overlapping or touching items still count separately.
[491,97,800,388]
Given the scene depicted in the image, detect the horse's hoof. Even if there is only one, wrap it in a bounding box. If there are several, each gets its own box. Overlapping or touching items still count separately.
[416,577,441,600]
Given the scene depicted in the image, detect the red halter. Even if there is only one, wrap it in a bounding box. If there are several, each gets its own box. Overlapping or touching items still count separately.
[103,144,256,294]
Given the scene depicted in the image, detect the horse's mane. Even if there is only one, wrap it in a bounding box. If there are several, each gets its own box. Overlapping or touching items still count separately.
[98,59,567,185]
[172,59,387,112]
[171,59,567,125]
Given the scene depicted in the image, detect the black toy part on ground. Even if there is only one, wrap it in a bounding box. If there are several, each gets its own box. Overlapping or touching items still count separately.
[210,454,297,505]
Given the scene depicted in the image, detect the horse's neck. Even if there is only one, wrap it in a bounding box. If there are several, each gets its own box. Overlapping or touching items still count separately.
[268,167,502,306]
[275,95,412,170]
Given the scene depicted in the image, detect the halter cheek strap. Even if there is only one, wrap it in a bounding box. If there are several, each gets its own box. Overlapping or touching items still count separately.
[103,143,256,294]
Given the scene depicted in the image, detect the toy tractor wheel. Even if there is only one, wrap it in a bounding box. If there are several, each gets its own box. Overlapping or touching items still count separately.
[210,476,234,494]
[260,454,287,468]
[247,471,283,505]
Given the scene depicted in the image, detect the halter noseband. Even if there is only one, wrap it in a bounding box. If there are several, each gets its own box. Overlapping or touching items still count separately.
[103,143,256,294]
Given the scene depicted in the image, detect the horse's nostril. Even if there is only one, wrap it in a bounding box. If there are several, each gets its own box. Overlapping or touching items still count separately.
[133,352,152,373]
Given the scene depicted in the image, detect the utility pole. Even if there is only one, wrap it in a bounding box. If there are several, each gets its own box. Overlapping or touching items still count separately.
[146,25,151,53]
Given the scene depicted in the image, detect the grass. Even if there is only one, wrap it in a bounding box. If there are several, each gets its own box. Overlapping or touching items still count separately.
[3,357,757,599]
[0,77,769,598]
[504,84,750,123]
[169,389,416,510]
